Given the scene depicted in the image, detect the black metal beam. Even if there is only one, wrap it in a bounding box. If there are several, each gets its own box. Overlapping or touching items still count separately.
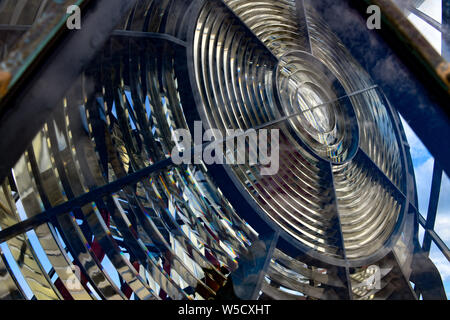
[418,212,426,227]
[426,229,450,262]
[0,0,138,183]
[0,156,173,244]
[0,26,188,47]
[422,162,443,255]
[416,207,450,262]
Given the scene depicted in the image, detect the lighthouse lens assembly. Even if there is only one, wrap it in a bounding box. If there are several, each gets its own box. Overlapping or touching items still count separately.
[192,0,406,262]
[0,0,436,301]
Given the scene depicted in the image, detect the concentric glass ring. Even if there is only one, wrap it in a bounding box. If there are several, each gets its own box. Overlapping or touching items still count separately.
[192,0,407,262]
[0,0,416,301]
[274,51,359,163]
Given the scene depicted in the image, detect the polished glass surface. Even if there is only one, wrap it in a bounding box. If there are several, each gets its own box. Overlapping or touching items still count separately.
[0,0,447,301]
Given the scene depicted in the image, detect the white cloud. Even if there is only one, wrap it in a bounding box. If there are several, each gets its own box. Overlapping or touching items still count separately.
[430,250,450,281]
[415,157,434,213]
[435,214,450,243]
[436,173,450,217]
[407,0,442,54]
[419,0,442,22]
[418,226,425,244]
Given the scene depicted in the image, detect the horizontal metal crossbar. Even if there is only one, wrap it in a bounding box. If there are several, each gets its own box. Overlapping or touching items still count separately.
[0,156,173,244]
[417,212,450,262]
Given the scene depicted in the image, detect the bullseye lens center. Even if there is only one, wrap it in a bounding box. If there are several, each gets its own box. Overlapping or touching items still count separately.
[295,85,335,135]
[275,51,359,163]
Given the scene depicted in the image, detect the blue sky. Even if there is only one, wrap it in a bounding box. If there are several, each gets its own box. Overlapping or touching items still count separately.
[0,0,448,300]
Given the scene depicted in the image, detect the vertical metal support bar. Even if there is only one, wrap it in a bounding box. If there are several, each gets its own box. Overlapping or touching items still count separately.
[328,163,353,300]
[295,0,312,53]
[443,0,450,60]
[231,231,279,300]
[422,162,443,255]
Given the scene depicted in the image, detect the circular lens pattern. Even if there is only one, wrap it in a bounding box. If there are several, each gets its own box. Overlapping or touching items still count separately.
[0,0,415,301]
[0,0,257,301]
[192,0,407,262]
[193,0,345,258]
[275,51,359,163]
